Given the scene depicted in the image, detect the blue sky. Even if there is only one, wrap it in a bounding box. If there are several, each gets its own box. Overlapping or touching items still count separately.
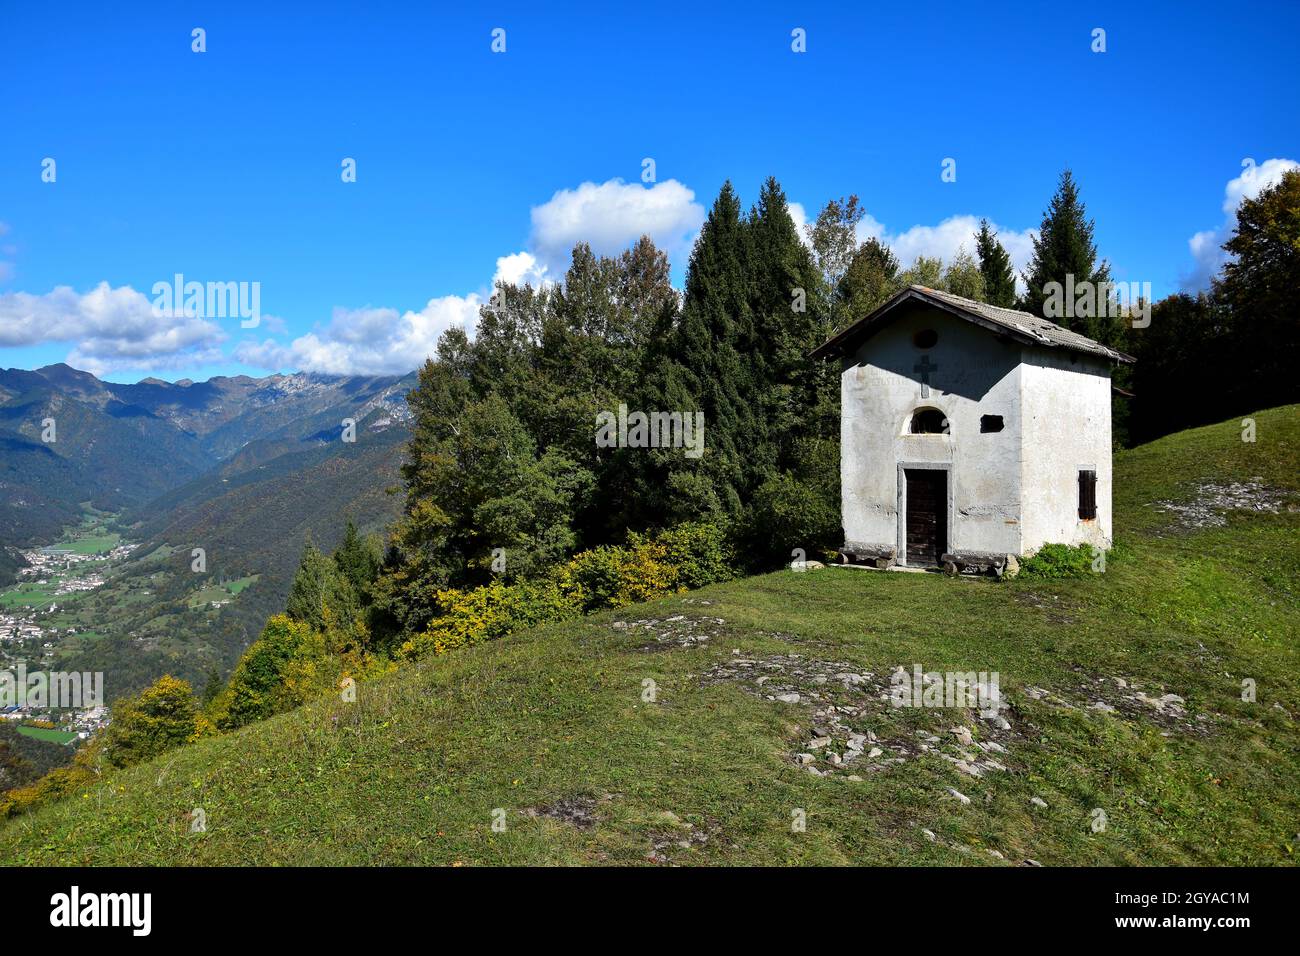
[1,0,1296,382]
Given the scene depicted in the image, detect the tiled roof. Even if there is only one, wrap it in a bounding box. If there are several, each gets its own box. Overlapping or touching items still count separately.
[810,284,1136,363]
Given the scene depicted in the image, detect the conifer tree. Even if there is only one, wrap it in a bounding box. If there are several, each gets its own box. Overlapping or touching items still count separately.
[667,181,753,516]
[284,539,343,631]
[974,219,1017,307]
[333,520,380,601]
[1020,169,1111,327]
[746,177,826,463]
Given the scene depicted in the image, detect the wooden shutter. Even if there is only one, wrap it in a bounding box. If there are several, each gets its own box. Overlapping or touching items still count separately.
[1078,470,1097,520]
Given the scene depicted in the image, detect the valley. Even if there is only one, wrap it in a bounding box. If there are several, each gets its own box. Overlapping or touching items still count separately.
[0,364,415,706]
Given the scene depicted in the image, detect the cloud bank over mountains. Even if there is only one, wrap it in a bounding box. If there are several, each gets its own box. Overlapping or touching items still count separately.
[3,161,1292,378]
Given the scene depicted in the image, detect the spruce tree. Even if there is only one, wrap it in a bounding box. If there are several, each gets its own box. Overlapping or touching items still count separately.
[333,520,379,601]
[1020,169,1111,328]
[667,181,752,516]
[746,177,826,464]
[284,540,340,630]
[974,219,1017,307]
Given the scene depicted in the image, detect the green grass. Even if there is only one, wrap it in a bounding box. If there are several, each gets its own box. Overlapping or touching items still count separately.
[1,406,1296,866]
[55,516,121,555]
[0,583,61,609]
[186,575,259,608]
[14,726,78,746]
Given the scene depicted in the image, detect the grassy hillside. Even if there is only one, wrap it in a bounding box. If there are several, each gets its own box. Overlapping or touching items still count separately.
[1,406,1296,866]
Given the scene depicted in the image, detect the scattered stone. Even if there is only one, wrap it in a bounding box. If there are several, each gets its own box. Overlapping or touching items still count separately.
[519,795,601,829]
[703,654,1018,780]
[1155,479,1292,530]
[624,615,728,651]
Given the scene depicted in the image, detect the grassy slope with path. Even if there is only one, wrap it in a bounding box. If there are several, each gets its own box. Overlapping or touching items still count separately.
[1,407,1296,866]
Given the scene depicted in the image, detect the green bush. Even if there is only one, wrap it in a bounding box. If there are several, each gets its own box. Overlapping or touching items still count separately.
[209,615,318,730]
[739,474,841,568]
[401,522,738,660]
[401,580,578,659]
[1018,543,1102,579]
[641,521,733,590]
[558,540,678,613]
[102,675,200,769]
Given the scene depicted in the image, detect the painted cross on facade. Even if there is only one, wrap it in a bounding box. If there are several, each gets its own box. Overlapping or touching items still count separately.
[914,355,938,398]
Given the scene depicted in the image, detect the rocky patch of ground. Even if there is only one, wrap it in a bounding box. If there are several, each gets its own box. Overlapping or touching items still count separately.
[646,812,731,865]
[1154,478,1293,530]
[702,653,1017,780]
[519,794,607,829]
[613,614,728,651]
[1024,674,1211,735]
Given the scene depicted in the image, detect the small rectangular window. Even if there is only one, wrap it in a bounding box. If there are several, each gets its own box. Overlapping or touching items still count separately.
[980,415,1004,433]
[1078,470,1097,520]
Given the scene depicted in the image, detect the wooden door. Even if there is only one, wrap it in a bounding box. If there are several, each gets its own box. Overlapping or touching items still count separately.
[904,469,946,566]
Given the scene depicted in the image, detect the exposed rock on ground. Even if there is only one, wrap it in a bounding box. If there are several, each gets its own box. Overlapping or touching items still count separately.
[615,615,728,651]
[519,794,607,829]
[1154,478,1292,530]
[702,653,1016,780]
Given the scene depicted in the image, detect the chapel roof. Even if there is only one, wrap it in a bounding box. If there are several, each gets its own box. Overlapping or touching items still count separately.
[809,284,1137,364]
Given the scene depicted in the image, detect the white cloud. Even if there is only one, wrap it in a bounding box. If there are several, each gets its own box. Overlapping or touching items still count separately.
[528,178,705,275]
[850,213,1036,291]
[492,250,550,288]
[1184,157,1299,289]
[234,293,481,376]
[0,282,227,375]
[788,201,811,247]
[2,177,713,378]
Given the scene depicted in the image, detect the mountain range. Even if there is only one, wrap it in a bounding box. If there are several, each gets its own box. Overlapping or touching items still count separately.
[0,363,414,549]
[0,363,418,696]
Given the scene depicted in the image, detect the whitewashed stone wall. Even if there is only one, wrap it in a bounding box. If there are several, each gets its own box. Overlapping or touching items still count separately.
[839,304,1113,563]
[1018,352,1113,553]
